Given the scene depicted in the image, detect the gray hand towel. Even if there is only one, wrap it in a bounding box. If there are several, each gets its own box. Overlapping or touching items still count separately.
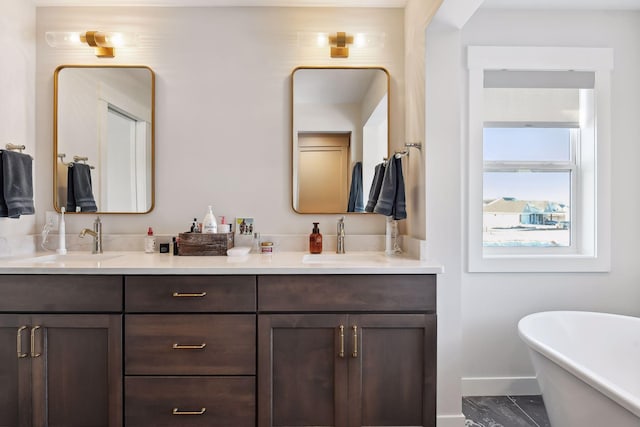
[365,162,386,212]
[347,161,364,212]
[392,156,407,220]
[373,156,406,220]
[0,151,35,218]
[66,163,97,212]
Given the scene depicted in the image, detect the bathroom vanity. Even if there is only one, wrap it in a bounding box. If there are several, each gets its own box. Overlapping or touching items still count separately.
[0,252,441,427]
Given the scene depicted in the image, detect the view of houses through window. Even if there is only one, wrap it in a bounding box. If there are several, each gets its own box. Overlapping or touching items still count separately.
[483,125,575,247]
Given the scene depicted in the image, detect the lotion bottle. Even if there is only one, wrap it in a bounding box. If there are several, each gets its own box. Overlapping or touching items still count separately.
[145,227,156,253]
[202,206,217,234]
[309,222,323,254]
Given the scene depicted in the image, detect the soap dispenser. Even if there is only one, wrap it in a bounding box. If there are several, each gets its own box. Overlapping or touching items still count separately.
[202,206,217,234]
[309,222,323,254]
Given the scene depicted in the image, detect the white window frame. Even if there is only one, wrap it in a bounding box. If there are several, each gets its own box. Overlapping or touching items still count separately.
[467,46,613,272]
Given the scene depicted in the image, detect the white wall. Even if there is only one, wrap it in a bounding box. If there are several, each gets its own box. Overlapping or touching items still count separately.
[459,9,640,395]
[404,0,443,241]
[0,0,36,254]
[36,6,406,237]
[425,21,466,427]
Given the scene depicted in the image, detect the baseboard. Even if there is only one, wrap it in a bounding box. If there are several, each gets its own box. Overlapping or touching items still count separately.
[437,413,466,427]
[462,376,541,396]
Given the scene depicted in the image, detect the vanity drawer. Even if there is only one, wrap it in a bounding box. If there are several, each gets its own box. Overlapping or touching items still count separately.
[125,376,255,427]
[125,314,255,375]
[0,275,122,312]
[258,274,436,312]
[125,275,255,312]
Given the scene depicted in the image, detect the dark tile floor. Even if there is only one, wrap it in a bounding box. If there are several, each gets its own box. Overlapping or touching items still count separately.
[463,395,551,427]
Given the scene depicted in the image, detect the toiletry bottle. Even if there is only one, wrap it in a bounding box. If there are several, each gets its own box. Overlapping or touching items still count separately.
[145,227,156,253]
[309,222,323,254]
[57,207,67,255]
[190,218,199,233]
[172,236,179,255]
[202,206,218,234]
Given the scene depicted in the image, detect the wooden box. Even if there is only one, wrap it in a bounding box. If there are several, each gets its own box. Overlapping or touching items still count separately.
[178,232,234,256]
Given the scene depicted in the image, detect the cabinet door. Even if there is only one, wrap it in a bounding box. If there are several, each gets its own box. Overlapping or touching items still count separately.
[0,315,31,427]
[258,314,348,427]
[30,315,122,427]
[348,314,436,427]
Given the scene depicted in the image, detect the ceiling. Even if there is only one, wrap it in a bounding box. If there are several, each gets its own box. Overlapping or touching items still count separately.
[33,0,640,7]
[33,0,407,7]
[481,0,640,9]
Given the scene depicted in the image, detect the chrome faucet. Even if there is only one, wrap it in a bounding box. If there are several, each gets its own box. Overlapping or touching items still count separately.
[336,216,345,254]
[79,216,103,254]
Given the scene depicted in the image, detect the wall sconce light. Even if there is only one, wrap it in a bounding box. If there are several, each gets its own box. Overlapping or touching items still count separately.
[297,31,385,59]
[329,32,353,58]
[45,31,138,58]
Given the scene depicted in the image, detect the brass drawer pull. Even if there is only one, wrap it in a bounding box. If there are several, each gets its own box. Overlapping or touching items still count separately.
[172,343,206,350]
[172,407,206,415]
[30,326,41,358]
[351,325,358,358]
[16,326,28,358]
[338,325,345,358]
[172,292,207,298]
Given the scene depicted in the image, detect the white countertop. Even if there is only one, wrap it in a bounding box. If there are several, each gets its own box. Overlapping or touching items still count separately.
[0,251,444,275]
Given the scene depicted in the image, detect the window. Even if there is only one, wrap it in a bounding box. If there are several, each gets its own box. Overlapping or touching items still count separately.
[467,47,613,272]
[483,127,574,249]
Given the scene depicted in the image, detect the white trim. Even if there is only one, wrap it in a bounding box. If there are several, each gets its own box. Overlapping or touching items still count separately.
[437,414,467,427]
[467,46,612,273]
[462,376,541,397]
[467,46,614,71]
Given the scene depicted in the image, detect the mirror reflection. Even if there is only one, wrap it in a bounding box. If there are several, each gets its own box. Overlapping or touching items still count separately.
[292,67,389,214]
[54,65,154,214]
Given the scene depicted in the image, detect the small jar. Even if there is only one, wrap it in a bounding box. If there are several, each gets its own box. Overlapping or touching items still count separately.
[260,241,274,254]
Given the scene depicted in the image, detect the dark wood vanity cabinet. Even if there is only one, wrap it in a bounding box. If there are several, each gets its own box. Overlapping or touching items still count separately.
[123,275,257,427]
[0,272,436,427]
[0,275,123,427]
[257,275,437,427]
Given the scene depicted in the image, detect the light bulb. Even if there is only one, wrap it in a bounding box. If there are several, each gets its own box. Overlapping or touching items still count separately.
[45,31,83,47]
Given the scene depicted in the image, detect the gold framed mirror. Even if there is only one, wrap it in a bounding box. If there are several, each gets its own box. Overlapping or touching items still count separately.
[292,66,389,214]
[53,65,155,214]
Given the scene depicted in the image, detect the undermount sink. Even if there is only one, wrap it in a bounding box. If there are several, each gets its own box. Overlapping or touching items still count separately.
[301,253,389,265]
[10,252,123,265]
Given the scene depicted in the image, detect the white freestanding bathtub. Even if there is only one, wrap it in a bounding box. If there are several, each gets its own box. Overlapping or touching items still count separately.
[518,311,640,427]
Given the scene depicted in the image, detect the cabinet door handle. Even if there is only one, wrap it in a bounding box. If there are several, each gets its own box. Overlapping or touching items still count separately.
[172,343,206,350]
[172,292,207,298]
[30,326,41,358]
[16,326,28,358]
[338,325,345,358]
[172,407,206,415]
[352,325,358,358]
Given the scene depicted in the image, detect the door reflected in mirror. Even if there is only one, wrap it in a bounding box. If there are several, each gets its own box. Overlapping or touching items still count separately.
[292,67,389,214]
[54,65,154,214]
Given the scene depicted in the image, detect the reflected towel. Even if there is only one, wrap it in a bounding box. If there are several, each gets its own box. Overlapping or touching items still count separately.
[373,156,406,220]
[347,162,364,212]
[66,163,97,212]
[0,151,34,218]
[365,162,386,212]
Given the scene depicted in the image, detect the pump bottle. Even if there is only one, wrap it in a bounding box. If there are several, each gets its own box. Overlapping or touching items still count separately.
[145,227,156,253]
[309,222,323,254]
[202,206,218,234]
